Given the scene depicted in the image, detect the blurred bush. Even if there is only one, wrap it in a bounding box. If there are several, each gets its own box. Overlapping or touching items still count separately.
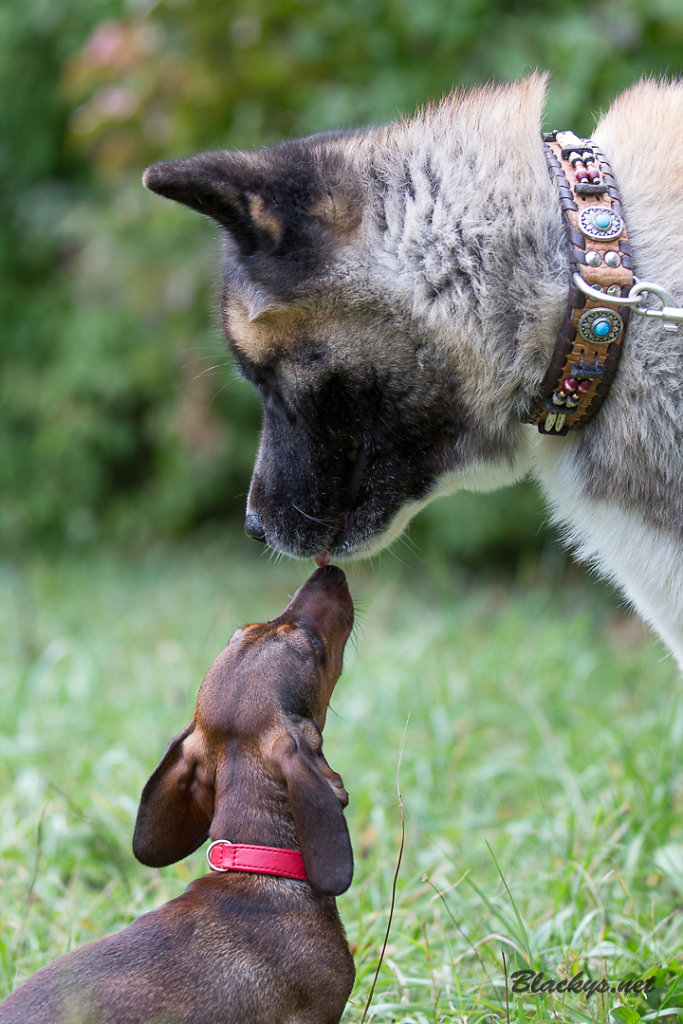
[2,0,681,555]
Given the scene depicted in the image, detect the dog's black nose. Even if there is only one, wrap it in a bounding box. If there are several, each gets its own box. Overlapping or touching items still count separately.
[244,510,266,543]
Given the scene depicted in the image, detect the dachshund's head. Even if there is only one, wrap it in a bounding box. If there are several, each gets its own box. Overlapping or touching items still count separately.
[133,566,355,896]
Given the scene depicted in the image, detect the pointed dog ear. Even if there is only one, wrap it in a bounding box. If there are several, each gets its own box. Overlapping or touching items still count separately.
[133,722,213,868]
[143,138,362,260]
[269,733,353,897]
[143,152,281,255]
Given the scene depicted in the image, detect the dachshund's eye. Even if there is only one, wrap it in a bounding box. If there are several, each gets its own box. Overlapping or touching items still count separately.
[297,717,323,752]
[301,627,328,667]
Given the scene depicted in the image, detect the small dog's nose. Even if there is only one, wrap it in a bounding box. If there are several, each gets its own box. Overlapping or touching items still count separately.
[244,510,266,543]
[314,565,347,587]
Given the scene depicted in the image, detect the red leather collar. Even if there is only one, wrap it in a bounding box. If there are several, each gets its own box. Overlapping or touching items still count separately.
[206,840,308,882]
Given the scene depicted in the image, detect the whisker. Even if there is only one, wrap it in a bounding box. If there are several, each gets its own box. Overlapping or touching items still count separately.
[208,379,238,408]
[291,504,336,528]
[385,532,421,570]
[175,363,233,393]
[177,350,226,367]
[180,341,226,352]
[187,363,232,384]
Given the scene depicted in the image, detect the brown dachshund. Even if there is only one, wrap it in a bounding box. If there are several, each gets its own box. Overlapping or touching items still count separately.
[0,565,356,1024]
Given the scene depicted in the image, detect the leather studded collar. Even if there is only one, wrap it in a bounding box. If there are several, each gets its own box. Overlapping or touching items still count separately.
[524,130,633,435]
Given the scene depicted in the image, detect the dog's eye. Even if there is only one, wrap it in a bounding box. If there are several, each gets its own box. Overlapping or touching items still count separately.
[285,624,327,665]
[290,345,325,368]
[274,624,326,666]
[301,627,328,667]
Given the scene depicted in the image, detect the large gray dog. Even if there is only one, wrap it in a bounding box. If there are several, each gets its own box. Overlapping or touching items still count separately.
[143,75,682,667]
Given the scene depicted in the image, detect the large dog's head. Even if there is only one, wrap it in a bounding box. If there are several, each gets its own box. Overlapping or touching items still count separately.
[143,79,566,559]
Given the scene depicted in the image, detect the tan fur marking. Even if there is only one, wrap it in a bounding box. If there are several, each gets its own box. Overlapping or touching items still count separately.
[309,189,362,239]
[224,297,312,363]
[224,300,279,361]
[247,194,283,245]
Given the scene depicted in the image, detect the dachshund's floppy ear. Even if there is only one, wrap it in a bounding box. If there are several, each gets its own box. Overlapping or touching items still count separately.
[133,722,213,868]
[269,733,353,896]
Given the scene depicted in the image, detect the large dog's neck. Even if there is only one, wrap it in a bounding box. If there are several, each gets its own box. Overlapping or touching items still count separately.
[349,79,682,525]
[354,76,570,427]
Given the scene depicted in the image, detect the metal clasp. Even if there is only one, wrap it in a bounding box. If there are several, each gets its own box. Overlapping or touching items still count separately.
[572,273,682,331]
[206,838,232,871]
[628,280,683,330]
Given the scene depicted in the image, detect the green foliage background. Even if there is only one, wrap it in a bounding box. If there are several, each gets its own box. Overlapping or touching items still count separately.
[3,0,682,554]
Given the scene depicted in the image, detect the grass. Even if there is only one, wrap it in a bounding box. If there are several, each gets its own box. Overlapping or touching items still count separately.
[0,530,681,1023]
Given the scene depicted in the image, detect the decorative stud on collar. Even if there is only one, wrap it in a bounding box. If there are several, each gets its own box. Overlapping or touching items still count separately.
[525,130,634,435]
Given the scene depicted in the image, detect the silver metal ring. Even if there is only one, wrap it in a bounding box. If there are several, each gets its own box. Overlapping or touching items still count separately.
[206,839,232,871]
[572,273,639,307]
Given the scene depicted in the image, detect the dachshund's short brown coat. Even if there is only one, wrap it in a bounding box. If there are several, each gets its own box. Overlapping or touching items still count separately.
[0,565,356,1024]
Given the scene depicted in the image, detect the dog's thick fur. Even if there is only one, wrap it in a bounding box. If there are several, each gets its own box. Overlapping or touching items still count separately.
[0,567,355,1024]
[143,76,683,666]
